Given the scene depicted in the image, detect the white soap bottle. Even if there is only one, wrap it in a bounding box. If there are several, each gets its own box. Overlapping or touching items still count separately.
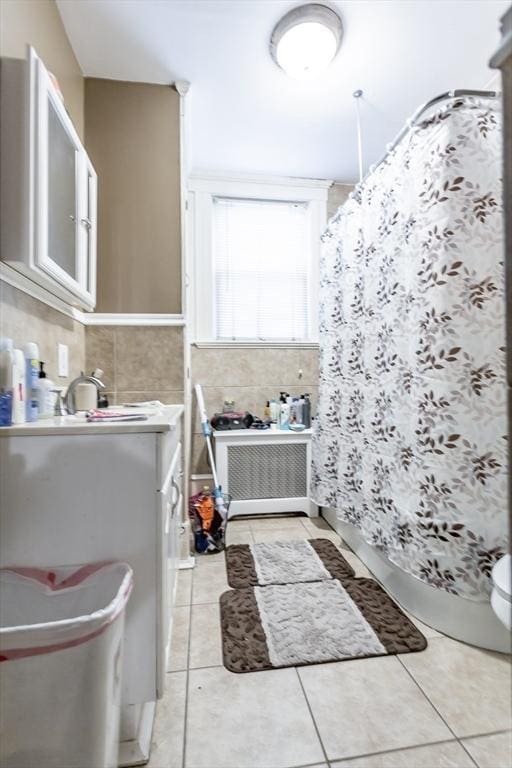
[36,362,55,418]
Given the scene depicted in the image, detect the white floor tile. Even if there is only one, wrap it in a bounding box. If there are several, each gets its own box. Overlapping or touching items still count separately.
[175,569,193,606]
[400,637,512,737]
[194,550,226,567]
[189,603,223,669]
[252,526,310,543]
[167,605,190,672]
[225,528,254,546]
[299,656,451,761]
[185,666,324,768]
[147,671,186,768]
[192,561,230,604]
[462,731,512,768]
[330,740,475,767]
[249,516,310,531]
[302,517,334,532]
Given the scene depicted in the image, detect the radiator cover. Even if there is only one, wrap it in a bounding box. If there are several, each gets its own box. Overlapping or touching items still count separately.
[227,442,308,500]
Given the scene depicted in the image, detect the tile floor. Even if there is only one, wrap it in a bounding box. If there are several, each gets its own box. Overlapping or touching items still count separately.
[148,515,512,768]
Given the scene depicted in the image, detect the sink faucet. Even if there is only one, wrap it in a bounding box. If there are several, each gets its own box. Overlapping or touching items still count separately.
[64,373,106,414]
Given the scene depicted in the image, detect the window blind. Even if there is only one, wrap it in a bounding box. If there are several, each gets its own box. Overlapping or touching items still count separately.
[212,196,310,341]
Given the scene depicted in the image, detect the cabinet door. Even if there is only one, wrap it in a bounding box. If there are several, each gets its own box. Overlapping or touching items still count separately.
[36,62,81,290]
[78,152,97,307]
[34,55,96,309]
[157,441,182,696]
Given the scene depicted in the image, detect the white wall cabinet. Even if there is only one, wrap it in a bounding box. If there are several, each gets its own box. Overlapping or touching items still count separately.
[1,46,97,310]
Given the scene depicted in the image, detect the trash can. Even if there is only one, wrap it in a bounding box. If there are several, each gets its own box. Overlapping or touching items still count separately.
[0,561,133,768]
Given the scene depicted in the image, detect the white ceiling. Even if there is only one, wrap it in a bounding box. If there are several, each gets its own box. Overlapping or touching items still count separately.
[57,0,507,183]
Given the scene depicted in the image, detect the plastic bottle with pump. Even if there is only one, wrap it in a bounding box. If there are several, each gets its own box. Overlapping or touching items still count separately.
[36,362,55,418]
[24,342,39,421]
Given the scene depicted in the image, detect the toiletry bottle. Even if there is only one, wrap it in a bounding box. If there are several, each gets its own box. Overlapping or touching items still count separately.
[290,396,301,424]
[74,379,98,411]
[36,362,55,418]
[12,348,26,424]
[280,400,290,430]
[298,395,305,425]
[0,338,14,426]
[303,394,311,428]
[92,369,109,408]
[24,342,39,421]
[269,399,278,424]
[263,400,271,421]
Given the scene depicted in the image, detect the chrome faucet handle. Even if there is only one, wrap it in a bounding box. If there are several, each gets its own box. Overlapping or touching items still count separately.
[51,389,66,417]
[64,374,106,415]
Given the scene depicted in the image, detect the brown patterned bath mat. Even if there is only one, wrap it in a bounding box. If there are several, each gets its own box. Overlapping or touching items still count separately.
[220,578,427,673]
[225,538,355,588]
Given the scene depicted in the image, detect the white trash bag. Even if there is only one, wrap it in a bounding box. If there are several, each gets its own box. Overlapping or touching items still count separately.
[0,561,133,768]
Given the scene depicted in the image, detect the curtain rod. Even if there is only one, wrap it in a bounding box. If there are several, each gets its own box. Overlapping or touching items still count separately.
[357,89,498,188]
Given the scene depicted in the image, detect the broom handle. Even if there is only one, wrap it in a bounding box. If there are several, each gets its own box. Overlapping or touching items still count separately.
[195,383,221,490]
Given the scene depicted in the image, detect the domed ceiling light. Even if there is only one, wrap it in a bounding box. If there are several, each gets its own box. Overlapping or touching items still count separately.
[270,3,343,80]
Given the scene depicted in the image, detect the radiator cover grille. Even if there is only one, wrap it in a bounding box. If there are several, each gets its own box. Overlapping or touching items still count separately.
[227,443,308,500]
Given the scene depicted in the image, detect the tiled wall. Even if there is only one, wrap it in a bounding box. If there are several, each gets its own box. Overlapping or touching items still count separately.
[85,325,184,405]
[0,282,85,385]
[190,345,319,474]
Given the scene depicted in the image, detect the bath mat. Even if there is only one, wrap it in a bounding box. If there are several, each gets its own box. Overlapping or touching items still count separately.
[225,538,355,588]
[220,578,427,673]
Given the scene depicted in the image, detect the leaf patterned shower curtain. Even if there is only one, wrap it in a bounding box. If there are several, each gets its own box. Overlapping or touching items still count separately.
[311,96,507,601]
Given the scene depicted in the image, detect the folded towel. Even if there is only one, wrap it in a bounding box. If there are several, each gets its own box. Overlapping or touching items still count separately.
[86,409,148,423]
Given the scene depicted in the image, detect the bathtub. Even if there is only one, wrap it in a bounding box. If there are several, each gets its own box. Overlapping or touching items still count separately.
[323,507,511,653]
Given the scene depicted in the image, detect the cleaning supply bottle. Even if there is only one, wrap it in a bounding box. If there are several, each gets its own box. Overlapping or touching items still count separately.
[290,397,302,425]
[303,393,311,428]
[0,338,14,426]
[298,395,306,425]
[280,400,290,430]
[24,342,39,421]
[11,348,26,424]
[36,362,55,418]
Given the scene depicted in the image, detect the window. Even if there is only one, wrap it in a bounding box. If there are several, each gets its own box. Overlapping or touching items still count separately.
[213,197,309,341]
[188,175,329,344]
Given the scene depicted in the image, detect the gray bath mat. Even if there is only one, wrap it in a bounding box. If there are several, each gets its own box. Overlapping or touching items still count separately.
[225,538,355,588]
[220,578,427,673]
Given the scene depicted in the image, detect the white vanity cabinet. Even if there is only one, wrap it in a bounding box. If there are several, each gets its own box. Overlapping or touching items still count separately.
[0,46,97,309]
[0,406,184,765]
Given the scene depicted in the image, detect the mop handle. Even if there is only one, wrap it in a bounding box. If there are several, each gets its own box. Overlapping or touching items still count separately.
[195,383,210,436]
[195,383,221,490]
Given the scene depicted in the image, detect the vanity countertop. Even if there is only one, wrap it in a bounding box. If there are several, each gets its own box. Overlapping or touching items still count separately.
[0,405,184,437]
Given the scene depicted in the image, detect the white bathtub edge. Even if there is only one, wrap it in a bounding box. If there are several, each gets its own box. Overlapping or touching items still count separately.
[322,507,511,653]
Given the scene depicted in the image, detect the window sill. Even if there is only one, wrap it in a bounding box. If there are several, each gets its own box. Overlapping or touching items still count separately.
[192,340,319,349]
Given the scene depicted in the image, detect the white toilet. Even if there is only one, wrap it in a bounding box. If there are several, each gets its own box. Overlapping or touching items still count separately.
[491,554,512,631]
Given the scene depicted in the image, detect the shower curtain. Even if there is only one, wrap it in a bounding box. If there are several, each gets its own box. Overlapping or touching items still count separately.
[312,96,507,601]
